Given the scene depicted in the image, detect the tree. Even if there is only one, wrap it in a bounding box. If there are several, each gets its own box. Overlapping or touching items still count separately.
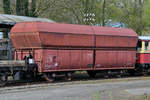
[30,0,37,17]
[3,0,11,38]
[102,0,106,26]
[16,0,22,15]
[35,0,84,24]
[3,0,11,14]
[33,0,150,35]
[16,0,29,16]
[142,0,150,35]
[119,0,144,35]
[134,0,143,35]
[24,0,29,16]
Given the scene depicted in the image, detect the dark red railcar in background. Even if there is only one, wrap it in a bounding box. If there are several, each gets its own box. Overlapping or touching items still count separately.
[136,36,150,72]
[10,22,138,79]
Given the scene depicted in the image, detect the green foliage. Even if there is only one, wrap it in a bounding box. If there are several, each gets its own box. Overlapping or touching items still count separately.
[143,0,150,28]
[16,0,22,15]
[30,0,37,17]
[3,0,150,35]
[3,0,11,14]
[24,0,29,16]
[82,0,98,25]
[16,0,37,17]
[36,0,84,24]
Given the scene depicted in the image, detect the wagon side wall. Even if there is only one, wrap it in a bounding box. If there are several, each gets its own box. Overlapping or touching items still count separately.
[94,50,136,70]
[41,49,93,72]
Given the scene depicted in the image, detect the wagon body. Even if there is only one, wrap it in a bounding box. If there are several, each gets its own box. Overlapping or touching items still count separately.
[11,22,138,73]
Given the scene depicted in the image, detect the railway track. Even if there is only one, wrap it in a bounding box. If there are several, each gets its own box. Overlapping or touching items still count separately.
[1,73,150,89]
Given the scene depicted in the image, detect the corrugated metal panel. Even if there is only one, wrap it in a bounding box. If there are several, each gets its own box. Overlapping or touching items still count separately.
[11,22,138,49]
[95,50,136,69]
[95,35,138,47]
[34,49,93,72]
[11,22,93,34]
[92,26,137,37]
[11,21,137,36]
[40,32,94,47]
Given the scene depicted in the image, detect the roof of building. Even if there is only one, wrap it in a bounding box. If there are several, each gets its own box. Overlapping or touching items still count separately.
[0,14,54,26]
[139,36,150,40]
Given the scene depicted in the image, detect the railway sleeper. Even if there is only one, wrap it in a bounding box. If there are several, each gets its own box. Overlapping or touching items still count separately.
[87,70,128,78]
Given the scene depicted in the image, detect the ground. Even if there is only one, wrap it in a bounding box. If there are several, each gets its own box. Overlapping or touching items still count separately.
[0,76,150,100]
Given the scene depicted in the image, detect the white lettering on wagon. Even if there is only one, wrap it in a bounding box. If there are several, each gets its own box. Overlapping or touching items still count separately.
[44,55,58,69]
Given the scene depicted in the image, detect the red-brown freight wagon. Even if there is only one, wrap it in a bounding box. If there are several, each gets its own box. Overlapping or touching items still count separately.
[10,22,138,79]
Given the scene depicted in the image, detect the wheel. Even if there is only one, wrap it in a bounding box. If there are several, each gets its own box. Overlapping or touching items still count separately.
[43,73,54,82]
[65,73,72,81]
[128,69,136,76]
[0,74,8,86]
[87,71,96,78]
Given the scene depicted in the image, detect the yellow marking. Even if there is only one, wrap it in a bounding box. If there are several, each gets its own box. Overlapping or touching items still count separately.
[68,77,71,81]
[148,41,150,49]
[141,41,145,52]
[137,41,150,53]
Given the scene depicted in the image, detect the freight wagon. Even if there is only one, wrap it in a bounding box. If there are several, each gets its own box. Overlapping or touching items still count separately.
[4,22,150,85]
[7,22,138,82]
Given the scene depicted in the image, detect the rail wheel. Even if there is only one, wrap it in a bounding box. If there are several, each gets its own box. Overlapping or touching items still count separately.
[87,71,96,78]
[65,72,72,81]
[128,69,136,76]
[43,73,54,82]
[0,74,8,86]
